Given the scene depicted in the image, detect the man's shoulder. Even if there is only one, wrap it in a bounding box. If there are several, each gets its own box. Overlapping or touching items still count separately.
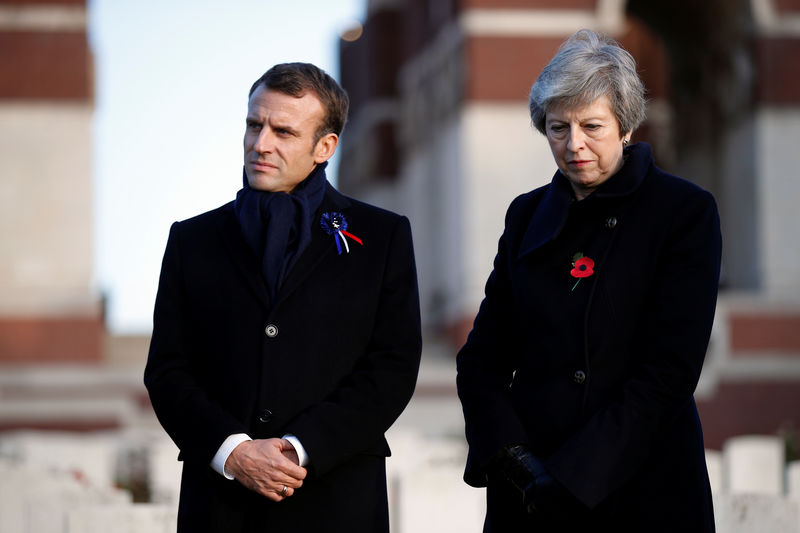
[165,202,235,251]
[344,196,405,222]
[325,186,408,229]
[174,201,235,230]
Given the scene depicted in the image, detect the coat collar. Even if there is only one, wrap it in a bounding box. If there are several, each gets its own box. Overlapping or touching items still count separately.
[518,142,653,259]
[219,182,352,311]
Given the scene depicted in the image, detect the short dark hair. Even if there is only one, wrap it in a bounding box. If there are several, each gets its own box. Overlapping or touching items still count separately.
[249,62,349,144]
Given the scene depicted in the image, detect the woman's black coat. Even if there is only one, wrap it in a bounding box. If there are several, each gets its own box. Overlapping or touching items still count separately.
[457,143,721,531]
[144,183,421,532]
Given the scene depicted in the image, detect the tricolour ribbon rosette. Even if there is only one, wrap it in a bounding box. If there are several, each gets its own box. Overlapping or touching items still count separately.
[320,212,363,254]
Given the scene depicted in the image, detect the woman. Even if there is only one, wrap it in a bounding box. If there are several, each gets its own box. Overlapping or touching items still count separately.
[456,29,720,531]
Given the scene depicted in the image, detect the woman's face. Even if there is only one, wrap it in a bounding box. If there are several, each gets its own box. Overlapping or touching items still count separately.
[545,95,629,200]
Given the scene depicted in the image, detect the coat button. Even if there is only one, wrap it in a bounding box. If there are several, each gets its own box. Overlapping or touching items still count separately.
[257,409,273,423]
[573,370,587,384]
[605,216,618,229]
[265,324,278,338]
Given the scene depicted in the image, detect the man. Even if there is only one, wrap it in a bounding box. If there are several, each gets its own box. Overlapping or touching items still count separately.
[144,63,421,532]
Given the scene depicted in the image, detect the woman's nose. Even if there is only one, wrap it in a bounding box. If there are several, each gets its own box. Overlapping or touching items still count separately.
[566,128,585,151]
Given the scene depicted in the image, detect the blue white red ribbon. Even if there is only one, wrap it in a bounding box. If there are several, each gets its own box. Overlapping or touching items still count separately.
[320,212,363,254]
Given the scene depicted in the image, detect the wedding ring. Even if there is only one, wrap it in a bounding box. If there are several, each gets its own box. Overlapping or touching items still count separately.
[281,485,288,497]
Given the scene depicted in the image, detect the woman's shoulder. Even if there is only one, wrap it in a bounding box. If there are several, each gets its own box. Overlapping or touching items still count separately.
[632,167,720,242]
[643,165,717,211]
[506,184,551,222]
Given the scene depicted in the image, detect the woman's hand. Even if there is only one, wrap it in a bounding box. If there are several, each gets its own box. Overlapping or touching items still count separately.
[493,444,583,516]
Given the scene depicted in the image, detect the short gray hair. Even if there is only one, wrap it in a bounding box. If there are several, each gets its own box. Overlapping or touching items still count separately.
[529,29,646,136]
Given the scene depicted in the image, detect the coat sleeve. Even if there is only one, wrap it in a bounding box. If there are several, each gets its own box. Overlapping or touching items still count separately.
[456,198,532,485]
[547,188,722,508]
[144,222,249,465]
[283,216,422,477]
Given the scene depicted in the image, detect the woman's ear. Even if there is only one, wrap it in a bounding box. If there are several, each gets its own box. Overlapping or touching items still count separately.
[621,130,632,144]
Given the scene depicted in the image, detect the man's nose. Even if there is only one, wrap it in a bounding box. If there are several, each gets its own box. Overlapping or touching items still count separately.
[254,129,274,153]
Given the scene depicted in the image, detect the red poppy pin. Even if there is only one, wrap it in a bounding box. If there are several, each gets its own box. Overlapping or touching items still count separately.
[570,253,595,291]
[320,212,363,254]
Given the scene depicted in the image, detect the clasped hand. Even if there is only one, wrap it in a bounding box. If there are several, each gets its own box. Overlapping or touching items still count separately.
[494,444,574,516]
[225,438,307,502]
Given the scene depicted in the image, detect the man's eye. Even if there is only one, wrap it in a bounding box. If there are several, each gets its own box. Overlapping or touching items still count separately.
[247,122,261,130]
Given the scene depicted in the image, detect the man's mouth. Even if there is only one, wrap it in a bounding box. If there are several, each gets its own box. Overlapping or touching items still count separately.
[251,160,278,171]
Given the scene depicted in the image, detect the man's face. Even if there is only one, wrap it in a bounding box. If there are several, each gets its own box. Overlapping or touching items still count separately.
[243,86,338,193]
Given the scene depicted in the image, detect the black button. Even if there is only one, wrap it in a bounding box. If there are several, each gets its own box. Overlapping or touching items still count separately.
[605,217,618,229]
[265,324,278,338]
[573,370,587,384]
[257,409,273,423]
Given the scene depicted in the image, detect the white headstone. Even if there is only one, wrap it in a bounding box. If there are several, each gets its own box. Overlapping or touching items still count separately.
[0,430,118,489]
[723,435,784,495]
[387,432,483,533]
[0,461,129,533]
[787,460,800,502]
[147,435,182,507]
[705,449,723,493]
[713,493,800,533]
[66,503,178,533]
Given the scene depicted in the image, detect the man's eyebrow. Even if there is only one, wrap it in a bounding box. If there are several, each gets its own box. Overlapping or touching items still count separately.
[270,119,299,135]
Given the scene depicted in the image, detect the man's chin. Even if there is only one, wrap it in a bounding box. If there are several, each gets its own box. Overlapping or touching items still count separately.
[246,171,276,188]
[247,175,294,193]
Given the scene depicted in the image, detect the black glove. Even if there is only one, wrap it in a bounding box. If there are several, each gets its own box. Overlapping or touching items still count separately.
[493,444,573,515]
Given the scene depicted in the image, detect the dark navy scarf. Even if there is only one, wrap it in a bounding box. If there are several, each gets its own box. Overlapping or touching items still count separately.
[234,162,327,303]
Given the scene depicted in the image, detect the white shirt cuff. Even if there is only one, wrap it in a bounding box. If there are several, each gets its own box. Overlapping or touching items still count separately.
[211,433,252,480]
[282,434,309,467]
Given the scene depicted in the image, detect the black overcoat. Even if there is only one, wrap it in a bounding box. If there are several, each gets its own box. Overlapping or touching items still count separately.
[457,143,721,531]
[144,182,422,532]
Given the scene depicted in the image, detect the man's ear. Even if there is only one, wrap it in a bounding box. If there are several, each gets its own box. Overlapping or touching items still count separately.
[313,133,339,164]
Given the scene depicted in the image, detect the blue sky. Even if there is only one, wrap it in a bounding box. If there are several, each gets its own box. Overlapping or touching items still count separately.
[90,0,365,333]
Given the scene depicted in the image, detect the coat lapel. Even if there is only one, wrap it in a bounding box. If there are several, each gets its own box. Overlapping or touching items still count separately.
[218,204,271,310]
[518,173,574,259]
[274,183,352,306]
